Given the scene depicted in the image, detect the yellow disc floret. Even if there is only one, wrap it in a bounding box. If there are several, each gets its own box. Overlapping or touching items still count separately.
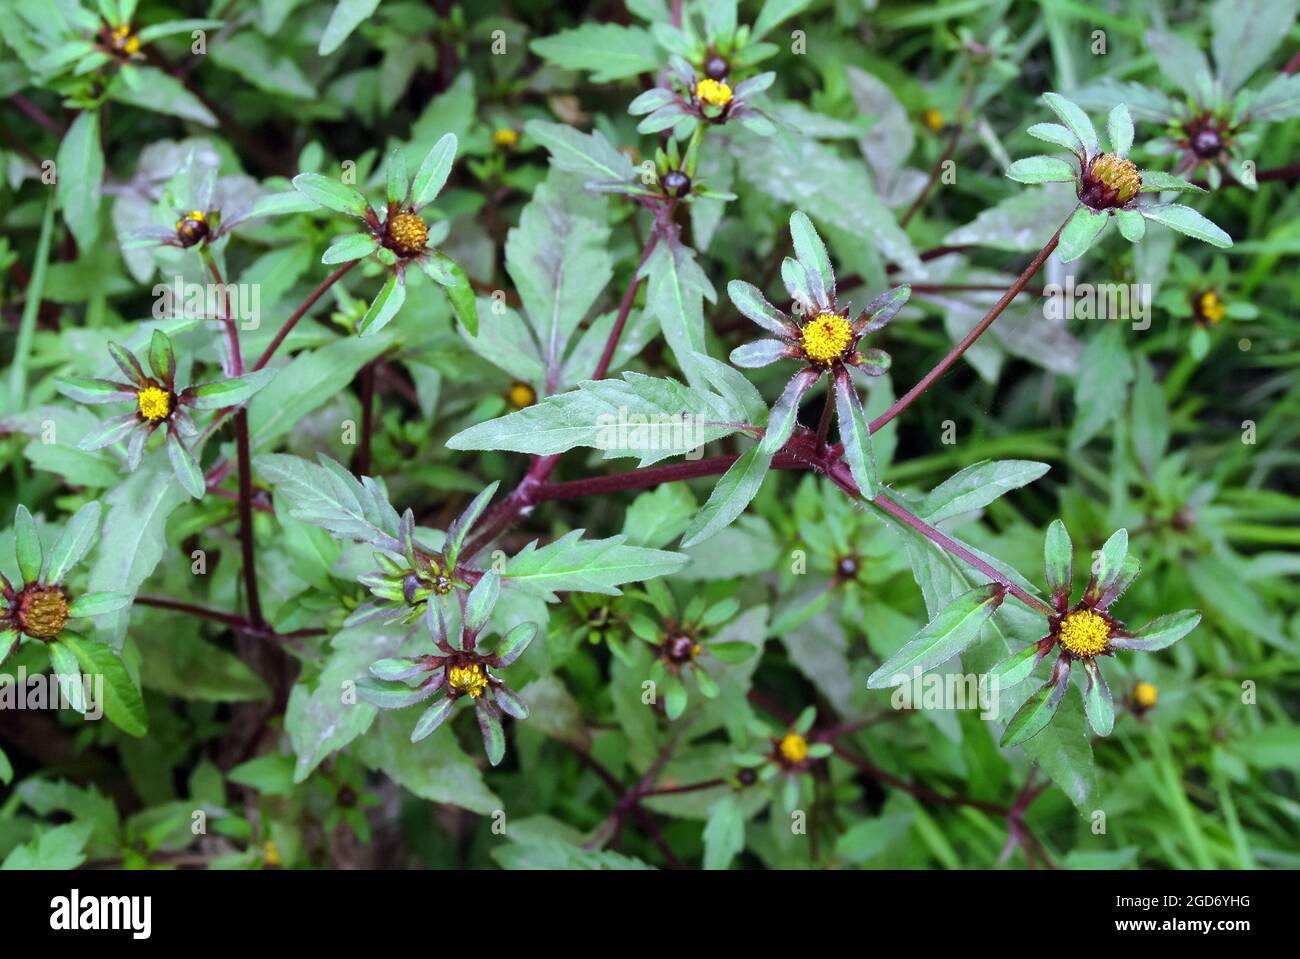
[507,381,536,408]
[921,108,945,131]
[493,128,520,149]
[1199,291,1226,325]
[694,78,733,108]
[779,732,809,764]
[1057,608,1112,658]
[137,386,171,421]
[800,312,854,365]
[1089,153,1142,205]
[110,25,141,56]
[388,211,430,257]
[448,662,489,698]
[1134,681,1158,709]
[18,587,70,640]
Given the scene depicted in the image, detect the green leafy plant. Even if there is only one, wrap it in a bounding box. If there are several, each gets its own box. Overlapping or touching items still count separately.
[0,0,1295,874]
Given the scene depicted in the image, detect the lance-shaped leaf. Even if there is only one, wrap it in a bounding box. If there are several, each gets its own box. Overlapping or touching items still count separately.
[255,453,402,552]
[410,133,458,209]
[680,446,773,548]
[0,629,19,664]
[503,530,687,601]
[759,367,818,456]
[921,460,1050,525]
[1044,519,1073,605]
[358,676,439,710]
[1042,92,1097,154]
[1139,170,1204,194]
[1139,204,1232,248]
[14,505,45,584]
[1117,209,1146,242]
[55,378,137,405]
[322,233,379,264]
[789,211,834,303]
[67,591,132,618]
[385,148,408,205]
[369,658,431,682]
[727,279,790,336]
[730,339,790,368]
[1109,610,1201,651]
[464,571,500,634]
[1026,122,1081,151]
[291,173,369,218]
[410,696,455,743]
[1001,658,1072,747]
[477,702,506,765]
[494,622,537,667]
[857,285,910,334]
[420,251,478,335]
[1081,659,1113,736]
[492,684,529,720]
[61,632,147,736]
[45,501,101,584]
[1107,103,1133,156]
[148,330,175,385]
[47,641,86,714]
[359,272,407,336]
[1085,528,1130,605]
[1006,155,1077,183]
[834,368,877,499]
[989,642,1047,688]
[165,430,205,499]
[1058,207,1109,262]
[866,583,1005,688]
[184,368,276,410]
[444,481,499,569]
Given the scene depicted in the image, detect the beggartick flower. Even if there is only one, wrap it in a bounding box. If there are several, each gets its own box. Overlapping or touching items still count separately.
[1072,7,1300,189]
[344,483,496,627]
[994,521,1201,745]
[1133,680,1158,712]
[123,151,281,253]
[727,211,909,498]
[921,108,945,132]
[627,584,754,720]
[291,134,478,337]
[56,331,274,498]
[492,127,520,150]
[506,381,537,409]
[1153,254,1259,360]
[358,571,537,766]
[1007,93,1233,261]
[733,707,832,810]
[1,502,131,713]
[628,56,775,137]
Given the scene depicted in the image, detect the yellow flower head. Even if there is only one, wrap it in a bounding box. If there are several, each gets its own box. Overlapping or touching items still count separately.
[388,211,430,257]
[1058,608,1111,658]
[18,587,70,639]
[448,662,489,698]
[921,108,944,131]
[136,386,171,421]
[493,128,520,149]
[110,24,140,56]
[507,381,536,408]
[263,840,281,867]
[1199,291,1226,325]
[694,78,733,108]
[779,732,809,763]
[1088,153,1142,205]
[800,312,854,365]
[1134,681,1158,709]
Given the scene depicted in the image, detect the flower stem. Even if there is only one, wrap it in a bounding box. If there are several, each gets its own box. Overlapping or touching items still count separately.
[899,69,974,228]
[254,259,358,371]
[869,216,1068,434]
[592,231,659,381]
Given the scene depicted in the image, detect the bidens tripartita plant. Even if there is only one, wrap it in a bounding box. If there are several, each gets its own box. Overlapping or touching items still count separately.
[0,0,1292,872]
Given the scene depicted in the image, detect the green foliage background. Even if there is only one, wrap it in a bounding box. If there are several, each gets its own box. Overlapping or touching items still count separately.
[0,0,1297,869]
